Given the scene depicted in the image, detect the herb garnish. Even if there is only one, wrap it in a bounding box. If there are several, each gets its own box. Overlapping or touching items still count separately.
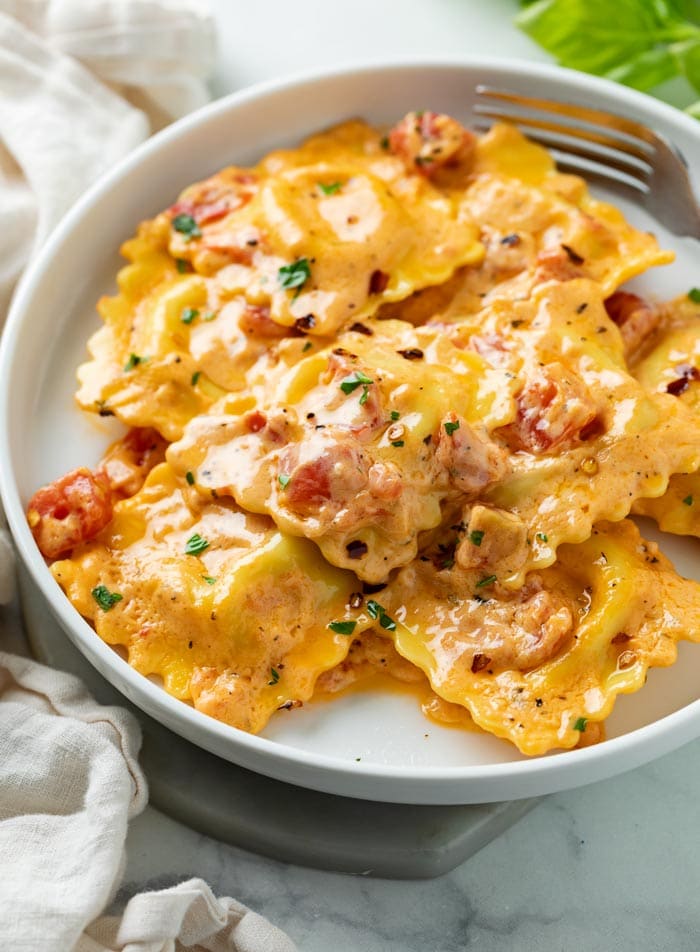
[191,371,201,386]
[469,530,485,547]
[328,620,357,635]
[185,471,195,485]
[278,257,311,291]
[366,599,397,631]
[573,716,587,732]
[202,575,217,585]
[476,574,497,588]
[536,532,548,542]
[123,353,146,372]
[172,213,202,240]
[690,289,700,304]
[390,410,401,421]
[185,533,209,556]
[278,473,291,489]
[175,258,189,273]
[340,371,373,395]
[683,494,694,506]
[268,667,280,686]
[444,420,460,436]
[181,307,199,324]
[318,181,343,195]
[91,585,123,611]
[391,440,405,448]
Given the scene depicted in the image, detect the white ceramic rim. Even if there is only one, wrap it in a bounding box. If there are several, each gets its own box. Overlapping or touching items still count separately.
[2,56,700,805]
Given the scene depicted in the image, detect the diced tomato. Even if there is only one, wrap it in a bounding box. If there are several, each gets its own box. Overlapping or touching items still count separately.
[388,111,476,176]
[98,427,168,499]
[27,468,113,560]
[604,291,659,355]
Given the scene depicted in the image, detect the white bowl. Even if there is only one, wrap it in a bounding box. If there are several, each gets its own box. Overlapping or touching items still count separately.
[2,58,700,805]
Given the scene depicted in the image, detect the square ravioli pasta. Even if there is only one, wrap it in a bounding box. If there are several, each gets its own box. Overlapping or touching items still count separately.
[26,109,700,756]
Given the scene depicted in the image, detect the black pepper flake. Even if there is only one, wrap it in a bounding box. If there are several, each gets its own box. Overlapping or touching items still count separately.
[561,243,584,265]
[349,321,373,336]
[397,348,424,361]
[535,698,543,707]
[295,314,316,332]
[500,233,521,246]
[471,653,491,673]
[348,592,364,610]
[423,434,432,445]
[346,539,368,560]
[369,269,389,295]
[576,302,589,314]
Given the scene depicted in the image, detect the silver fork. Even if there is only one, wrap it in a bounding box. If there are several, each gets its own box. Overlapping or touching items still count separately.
[474,85,700,239]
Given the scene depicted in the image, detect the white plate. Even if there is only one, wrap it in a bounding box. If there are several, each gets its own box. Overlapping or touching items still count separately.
[2,59,700,805]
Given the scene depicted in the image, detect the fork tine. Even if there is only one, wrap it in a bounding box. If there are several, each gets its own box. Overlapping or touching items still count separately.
[472,117,652,182]
[475,85,657,148]
[474,103,651,168]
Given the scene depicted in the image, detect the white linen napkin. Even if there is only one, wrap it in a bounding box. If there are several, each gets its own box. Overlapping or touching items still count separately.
[0,4,297,950]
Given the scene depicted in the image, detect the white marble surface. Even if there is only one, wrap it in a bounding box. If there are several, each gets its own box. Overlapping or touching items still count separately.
[15,2,700,949]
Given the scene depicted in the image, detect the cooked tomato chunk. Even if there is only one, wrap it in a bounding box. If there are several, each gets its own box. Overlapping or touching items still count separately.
[604,291,659,355]
[27,468,113,560]
[388,111,476,176]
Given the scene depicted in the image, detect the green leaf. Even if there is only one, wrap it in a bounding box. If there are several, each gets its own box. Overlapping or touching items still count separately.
[91,585,123,611]
[340,371,373,395]
[607,46,679,91]
[573,716,588,731]
[516,0,696,77]
[278,258,311,291]
[318,181,343,195]
[328,620,357,635]
[181,307,199,325]
[674,36,700,92]
[688,288,700,302]
[185,533,209,556]
[172,213,202,240]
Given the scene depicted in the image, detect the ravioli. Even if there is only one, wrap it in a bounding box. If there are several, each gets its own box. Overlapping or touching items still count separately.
[51,462,362,733]
[374,520,700,755]
[166,318,518,581]
[629,294,700,535]
[29,110,700,758]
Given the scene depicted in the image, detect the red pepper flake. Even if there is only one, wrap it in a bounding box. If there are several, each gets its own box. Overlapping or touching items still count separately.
[471,653,491,673]
[247,411,267,433]
[369,269,389,295]
[666,364,700,396]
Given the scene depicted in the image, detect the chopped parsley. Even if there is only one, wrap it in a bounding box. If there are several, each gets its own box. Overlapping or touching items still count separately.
[302,341,313,352]
[202,575,217,585]
[191,371,201,386]
[536,532,548,542]
[268,667,280,686]
[444,420,460,436]
[683,494,694,506]
[318,181,343,195]
[185,471,195,485]
[184,533,209,556]
[476,574,497,588]
[340,371,373,395]
[278,473,291,489]
[278,257,311,291]
[328,620,357,635]
[175,258,189,273]
[573,716,588,732]
[390,410,401,421]
[366,599,397,632]
[688,288,700,304]
[469,530,484,547]
[123,353,146,372]
[181,307,199,324]
[203,311,217,322]
[391,440,405,448]
[91,585,123,611]
[359,385,371,406]
[172,213,201,240]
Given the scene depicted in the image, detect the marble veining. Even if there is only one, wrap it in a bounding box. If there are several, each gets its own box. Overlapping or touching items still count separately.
[120,739,700,950]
